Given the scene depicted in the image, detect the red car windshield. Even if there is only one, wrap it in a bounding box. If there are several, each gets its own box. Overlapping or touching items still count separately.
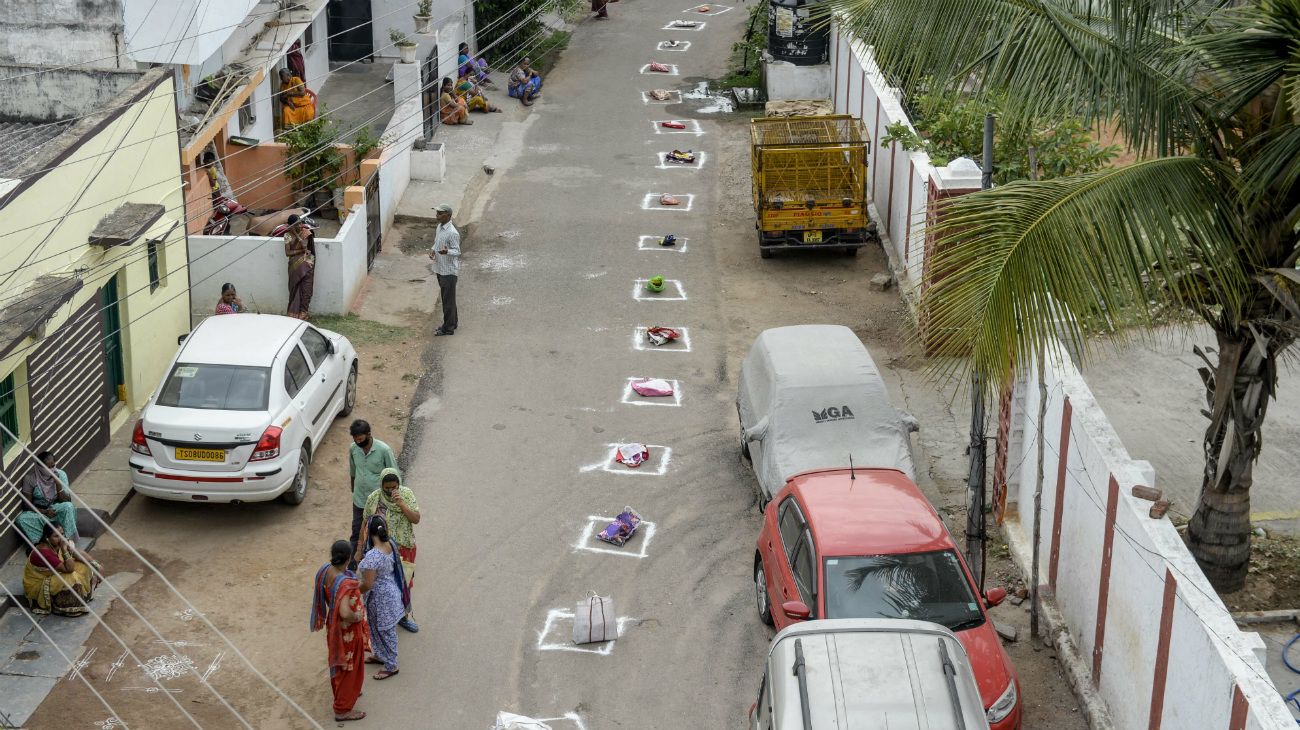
[823,550,984,631]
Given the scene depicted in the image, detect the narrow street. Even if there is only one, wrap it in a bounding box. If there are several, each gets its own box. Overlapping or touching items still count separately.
[21,3,1086,727]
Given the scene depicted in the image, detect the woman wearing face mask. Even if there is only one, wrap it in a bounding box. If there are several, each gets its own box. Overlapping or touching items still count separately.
[358,515,409,680]
[359,468,421,633]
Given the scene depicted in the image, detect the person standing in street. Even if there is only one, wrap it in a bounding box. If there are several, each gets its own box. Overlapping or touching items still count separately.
[429,204,461,336]
[358,515,408,681]
[348,420,398,566]
[310,540,368,722]
[357,468,420,633]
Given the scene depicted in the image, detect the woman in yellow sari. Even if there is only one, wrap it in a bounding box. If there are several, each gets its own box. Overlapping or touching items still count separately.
[24,523,101,617]
[279,68,316,128]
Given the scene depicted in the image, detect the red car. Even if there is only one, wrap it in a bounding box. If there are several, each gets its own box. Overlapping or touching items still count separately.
[754,467,1022,729]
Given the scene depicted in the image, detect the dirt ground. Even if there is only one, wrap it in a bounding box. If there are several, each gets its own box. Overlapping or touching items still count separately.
[25,234,434,729]
[1223,531,1300,613]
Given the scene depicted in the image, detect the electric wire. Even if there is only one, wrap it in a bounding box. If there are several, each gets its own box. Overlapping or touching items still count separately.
[0,0,550,249]
[0,0,562,313]
[0,429,322,729]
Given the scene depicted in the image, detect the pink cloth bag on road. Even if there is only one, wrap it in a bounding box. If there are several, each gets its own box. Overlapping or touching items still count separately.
[631,379,674,397]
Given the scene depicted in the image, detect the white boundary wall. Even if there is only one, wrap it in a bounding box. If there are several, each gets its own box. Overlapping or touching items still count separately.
[1004,345,1293,730]
[828,25,982,295]
[188,203,368,316]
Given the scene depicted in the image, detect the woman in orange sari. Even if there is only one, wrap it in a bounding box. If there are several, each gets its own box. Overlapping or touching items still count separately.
[310,540,368,722]
[279,68,316,128]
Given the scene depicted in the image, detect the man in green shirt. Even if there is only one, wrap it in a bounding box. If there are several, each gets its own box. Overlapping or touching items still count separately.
[347,419,398,565]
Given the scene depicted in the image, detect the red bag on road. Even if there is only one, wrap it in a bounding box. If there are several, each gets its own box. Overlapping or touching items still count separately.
[661,121,686,129]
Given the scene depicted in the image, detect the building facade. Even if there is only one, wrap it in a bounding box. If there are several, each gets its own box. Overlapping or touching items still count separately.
[0,68,190,549]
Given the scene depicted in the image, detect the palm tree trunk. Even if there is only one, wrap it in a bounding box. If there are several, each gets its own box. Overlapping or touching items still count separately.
[1187,331,1277,593]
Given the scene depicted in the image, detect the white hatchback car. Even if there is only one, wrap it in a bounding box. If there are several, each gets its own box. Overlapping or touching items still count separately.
[129,313,358,504]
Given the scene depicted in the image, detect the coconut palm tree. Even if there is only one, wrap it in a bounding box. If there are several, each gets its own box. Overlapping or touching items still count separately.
[833,0,1300,592]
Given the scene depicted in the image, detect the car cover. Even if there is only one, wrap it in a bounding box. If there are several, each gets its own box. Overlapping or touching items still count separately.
[738,325,917,499]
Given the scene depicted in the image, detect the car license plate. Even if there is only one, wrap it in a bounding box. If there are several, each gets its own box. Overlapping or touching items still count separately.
[175,447,225,462]
[803,230,823,244]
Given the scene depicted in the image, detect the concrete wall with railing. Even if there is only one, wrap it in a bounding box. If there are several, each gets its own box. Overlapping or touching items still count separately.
[187,203,367,317]
[1002,345,1293,730]
[828,26,981,300]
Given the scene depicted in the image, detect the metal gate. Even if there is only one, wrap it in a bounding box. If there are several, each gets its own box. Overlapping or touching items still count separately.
[327,0,375,62]
[28,295,111,483]
[421,45,440,139]
[365,169,381,269]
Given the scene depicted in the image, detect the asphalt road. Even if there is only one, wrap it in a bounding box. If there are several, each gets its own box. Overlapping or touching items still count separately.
[371,4,772,726]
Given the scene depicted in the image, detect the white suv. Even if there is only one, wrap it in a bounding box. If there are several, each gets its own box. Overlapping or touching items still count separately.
[129,313,358,504]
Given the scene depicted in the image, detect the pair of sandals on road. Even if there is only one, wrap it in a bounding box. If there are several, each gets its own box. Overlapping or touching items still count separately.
[364,654,399,681]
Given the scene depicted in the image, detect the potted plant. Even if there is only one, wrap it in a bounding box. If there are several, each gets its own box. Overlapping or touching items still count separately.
[281,117,346,218]
[414,0,433,34]
[390,28,418,64]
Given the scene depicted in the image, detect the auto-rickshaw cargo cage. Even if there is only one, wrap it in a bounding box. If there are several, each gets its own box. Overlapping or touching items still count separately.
[750,115,870,209]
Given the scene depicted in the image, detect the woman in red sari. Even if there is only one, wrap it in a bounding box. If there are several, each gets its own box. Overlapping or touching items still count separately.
[310,540,368,721]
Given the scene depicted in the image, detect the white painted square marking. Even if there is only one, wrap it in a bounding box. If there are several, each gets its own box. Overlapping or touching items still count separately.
[640,90,683,104]
[633,326,692,351]
[574,515,659,558]
[657,40,692,52]
[656,151,707,170]
[633,278,687,301]
[652,119,705,135]
[662,20,708,31]
[640,193,696,212]
[621,377,682,407]
[638,234,689,252]
[537,609,635,655]
[580,443,674,476]
[640,64,680,76]
[534,714,590,730]
[684,3,734,14]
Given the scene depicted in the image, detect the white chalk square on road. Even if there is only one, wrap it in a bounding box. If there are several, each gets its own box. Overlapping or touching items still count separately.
[662,20,708,30]
[684,4,734,14]
[638,234,689,252]
[640,90,683,104]
[640,193,696,212]
[633,279,687,301]
[533,714,589,730]
[651,119,705,135]
[573,515,659,558]
[621,377,682,407]
[536,609,635,655]
[632,326,692,351]
[581,443,674,476]
[640,64,680,76]
[656,151,707,170]
[657,40,692,51]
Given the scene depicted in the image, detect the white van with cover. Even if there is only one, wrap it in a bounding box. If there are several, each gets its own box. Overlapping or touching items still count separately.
[737,324,918,504]
[749,618,990,730]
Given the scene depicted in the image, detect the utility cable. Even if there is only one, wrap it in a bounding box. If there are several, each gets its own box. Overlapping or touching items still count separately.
[0,430,322,729]
[0,0,563,302]
[0,0,550,244]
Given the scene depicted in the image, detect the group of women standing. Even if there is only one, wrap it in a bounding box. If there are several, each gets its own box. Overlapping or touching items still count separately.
[310,468,420,722]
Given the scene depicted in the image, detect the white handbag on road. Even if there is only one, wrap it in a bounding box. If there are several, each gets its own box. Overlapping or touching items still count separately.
[572,592,618,644]
[492,712,552,730]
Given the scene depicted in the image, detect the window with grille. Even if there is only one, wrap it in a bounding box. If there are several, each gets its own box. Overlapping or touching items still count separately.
[147,239,164,291]
[0,372,18,454]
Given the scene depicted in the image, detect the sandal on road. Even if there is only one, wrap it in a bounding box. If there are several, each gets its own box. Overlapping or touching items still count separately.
[365,655,383,665]
[374,669,399,680]
[335,711,366,722]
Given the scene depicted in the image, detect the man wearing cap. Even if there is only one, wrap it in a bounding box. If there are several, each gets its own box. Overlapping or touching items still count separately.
[429,204,460,336]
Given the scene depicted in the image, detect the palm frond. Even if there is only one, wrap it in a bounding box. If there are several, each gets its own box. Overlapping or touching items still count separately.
[1178,0,1300,120]
[1238,124,1300,209]
[921,156,1248,387]
[828,0,1212,154]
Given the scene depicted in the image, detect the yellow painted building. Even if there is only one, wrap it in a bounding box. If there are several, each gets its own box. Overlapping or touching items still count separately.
[0,68,190,507]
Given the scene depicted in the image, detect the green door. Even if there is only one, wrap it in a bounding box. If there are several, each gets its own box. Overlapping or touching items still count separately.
[100,276,126,407]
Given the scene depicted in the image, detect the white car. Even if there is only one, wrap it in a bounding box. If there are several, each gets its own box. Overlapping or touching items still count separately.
[129,314,358,504]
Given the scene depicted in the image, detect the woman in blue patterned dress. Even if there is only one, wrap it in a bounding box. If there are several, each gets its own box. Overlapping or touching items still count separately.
[359,515,409,680]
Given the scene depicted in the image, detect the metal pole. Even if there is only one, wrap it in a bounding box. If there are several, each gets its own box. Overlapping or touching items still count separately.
[966,113,995,589]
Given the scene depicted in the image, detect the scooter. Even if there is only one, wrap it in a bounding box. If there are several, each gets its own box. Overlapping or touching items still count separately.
[202,194,249,235]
